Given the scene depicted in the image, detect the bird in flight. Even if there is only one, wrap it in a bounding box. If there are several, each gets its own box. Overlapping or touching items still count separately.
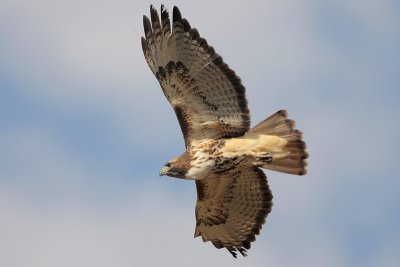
[141,5,308,258]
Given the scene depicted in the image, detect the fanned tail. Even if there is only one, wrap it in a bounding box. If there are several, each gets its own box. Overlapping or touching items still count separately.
[246,110,308,175]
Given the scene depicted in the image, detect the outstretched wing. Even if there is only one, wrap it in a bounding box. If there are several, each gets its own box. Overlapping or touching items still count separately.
[141,5,250,147]
[194,167,273,257]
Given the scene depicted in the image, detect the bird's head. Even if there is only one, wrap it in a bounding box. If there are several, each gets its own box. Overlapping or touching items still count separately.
[159,157,188,179]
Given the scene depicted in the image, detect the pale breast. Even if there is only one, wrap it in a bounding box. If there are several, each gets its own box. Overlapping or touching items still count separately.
[186,139,226,179]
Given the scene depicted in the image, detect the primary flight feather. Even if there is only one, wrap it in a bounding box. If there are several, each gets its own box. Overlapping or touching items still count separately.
[141,5,308,257]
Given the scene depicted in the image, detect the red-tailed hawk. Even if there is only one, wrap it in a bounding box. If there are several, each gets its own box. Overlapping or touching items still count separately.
[141,5,308,257]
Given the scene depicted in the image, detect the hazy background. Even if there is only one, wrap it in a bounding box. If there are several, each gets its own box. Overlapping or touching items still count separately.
[1,0,399,266]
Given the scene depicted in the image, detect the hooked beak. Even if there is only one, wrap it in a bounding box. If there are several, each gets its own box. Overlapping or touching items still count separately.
[159,166,169,177]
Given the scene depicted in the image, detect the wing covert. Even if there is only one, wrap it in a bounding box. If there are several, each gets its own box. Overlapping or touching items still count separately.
[142,5,250,147]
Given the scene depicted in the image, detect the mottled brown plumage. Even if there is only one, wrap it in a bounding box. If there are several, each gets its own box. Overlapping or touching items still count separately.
[141,5,308,257]
[194,167,273,257]
[142,5,249,148]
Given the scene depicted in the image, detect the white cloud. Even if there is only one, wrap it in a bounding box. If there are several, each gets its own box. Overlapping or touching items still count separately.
[0,183,346,267]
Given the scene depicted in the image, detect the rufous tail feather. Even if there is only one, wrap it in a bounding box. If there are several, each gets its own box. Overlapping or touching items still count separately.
[246,110,308,175]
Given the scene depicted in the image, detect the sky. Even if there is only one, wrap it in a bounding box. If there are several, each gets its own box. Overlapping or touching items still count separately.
[0,0,399,266]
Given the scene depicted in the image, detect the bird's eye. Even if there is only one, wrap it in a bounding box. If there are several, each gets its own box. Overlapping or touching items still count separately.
[164,162,172,168]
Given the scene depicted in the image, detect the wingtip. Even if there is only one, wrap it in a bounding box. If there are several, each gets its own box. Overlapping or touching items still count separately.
[238,247,248,257]
[160,4,171,35]
[150,4,159,22]
[182,18,191,32]
[143,15,151,35]
[150,4,157,16]
[173,6,182,23]
[226,247,248,258]
[161,4,167,16]
[141,36,148,54]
